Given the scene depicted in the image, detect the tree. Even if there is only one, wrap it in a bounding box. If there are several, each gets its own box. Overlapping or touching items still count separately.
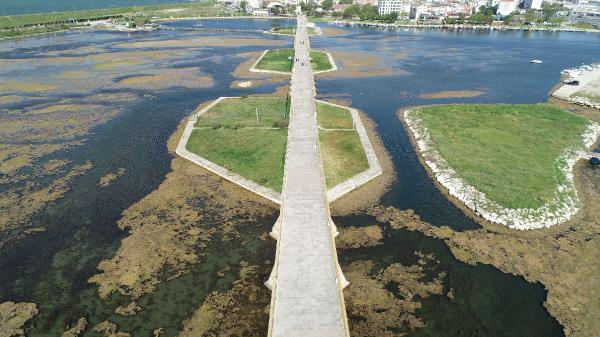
[342,4,360,19]
[471,12,485,24]
[359,4,379,21]
[503,14,514,25]
[541,3,564,22]
[383,11,398,23]
[239,1,247,13]
[339,0,353,4]
[471,5,495,25]
[524,9,538,24]
[321,0,333,11]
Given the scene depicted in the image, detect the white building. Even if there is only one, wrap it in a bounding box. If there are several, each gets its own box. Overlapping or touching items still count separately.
[497,0,518,16]
[378,0,411,15]
[524,0,543,10]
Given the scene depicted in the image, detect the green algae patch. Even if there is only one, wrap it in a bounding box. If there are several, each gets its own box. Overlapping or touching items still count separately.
[414,104,590,209]
[254,49,333,73]
[187,128,287,192]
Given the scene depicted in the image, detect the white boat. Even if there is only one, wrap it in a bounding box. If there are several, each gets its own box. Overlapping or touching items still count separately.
[530,59,543,64]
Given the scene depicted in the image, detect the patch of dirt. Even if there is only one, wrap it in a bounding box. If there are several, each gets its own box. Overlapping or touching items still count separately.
[0,162,92,249]
[0,301,38,337]
[337,225,383,249]
[0,80,57,93]
[177,261,270,337]
[98,168,127,187]
[88,117,277,299]
[320,27,349,37]
[61,317,87,337]
[93,321,130,337]
[417,90,485,99]
[116,68,214,90]
[321,51,405,79]
[114,302,140,316]
[343,255,445,337]
[372,161,600,337]
[114,37,287,49]
[331,111,395,215]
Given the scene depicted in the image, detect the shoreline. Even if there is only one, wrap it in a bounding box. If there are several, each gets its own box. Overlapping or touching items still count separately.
[400,105,600,230]
[332,19,600,34]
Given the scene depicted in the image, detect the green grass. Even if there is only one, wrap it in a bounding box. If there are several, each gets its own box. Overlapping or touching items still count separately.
[319,130,369,187]
[187,97,370,191]
[186,128,287,192]
[195,97,289,129]
[0,1,225,38]
[414,104,590,209]
[255,49,333,73]
[316,102,354,129]
[317,102,368,187]
[255,49,295,72]
[565,22,597,30]
[309,50,333,72]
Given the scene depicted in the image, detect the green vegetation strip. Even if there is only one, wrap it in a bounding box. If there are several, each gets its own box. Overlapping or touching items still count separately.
[186,97,370,191]
[316,102,368,187]
[0,1,223,29]
[319,130,369,187]
[187,128,287,192]
[316,102,354,129]
[195,96,290,129]
[414,104,590,209]
[0,1,226,38]
[255,49,333,73]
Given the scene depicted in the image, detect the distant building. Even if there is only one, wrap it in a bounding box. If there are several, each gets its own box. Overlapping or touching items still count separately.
[378,0,411,15]
[356,0,378,6]
[497,0,518,16]
[523,0,543,10]
[253,9,270,15]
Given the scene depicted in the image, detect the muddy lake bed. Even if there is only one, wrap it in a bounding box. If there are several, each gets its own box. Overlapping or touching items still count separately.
[1,18,600,336]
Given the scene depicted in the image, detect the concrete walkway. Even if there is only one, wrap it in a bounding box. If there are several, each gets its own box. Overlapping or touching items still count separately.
[266,15,350,337]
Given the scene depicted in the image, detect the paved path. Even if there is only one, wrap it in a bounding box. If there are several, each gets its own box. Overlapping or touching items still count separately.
[266,15,350,337]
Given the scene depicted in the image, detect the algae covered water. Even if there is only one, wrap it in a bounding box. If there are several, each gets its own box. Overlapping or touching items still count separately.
[1,19,599,336]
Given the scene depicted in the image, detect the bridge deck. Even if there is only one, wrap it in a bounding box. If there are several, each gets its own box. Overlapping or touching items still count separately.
[267,15,349,337]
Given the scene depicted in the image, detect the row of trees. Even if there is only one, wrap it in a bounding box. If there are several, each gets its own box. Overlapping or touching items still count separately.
[329,4,398,23]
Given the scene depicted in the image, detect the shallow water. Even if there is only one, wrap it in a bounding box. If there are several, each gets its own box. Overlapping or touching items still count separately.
[1,20,599,336]
[312,25,600,229]
[1,0,192,16]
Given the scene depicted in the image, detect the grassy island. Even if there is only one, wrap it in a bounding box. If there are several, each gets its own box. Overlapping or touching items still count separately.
[413,104,591,209]
[254,49,334,73]
[317,102,368,186]
[186,97,369,191]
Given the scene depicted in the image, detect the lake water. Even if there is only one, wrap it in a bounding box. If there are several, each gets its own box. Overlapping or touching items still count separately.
[0,0,192,16]
[1,19,599,336]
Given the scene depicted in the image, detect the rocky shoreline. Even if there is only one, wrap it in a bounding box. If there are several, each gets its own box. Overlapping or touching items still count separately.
[403,109,600,230]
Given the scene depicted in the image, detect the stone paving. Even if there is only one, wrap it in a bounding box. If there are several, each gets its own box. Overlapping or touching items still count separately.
[266,15,350,337]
